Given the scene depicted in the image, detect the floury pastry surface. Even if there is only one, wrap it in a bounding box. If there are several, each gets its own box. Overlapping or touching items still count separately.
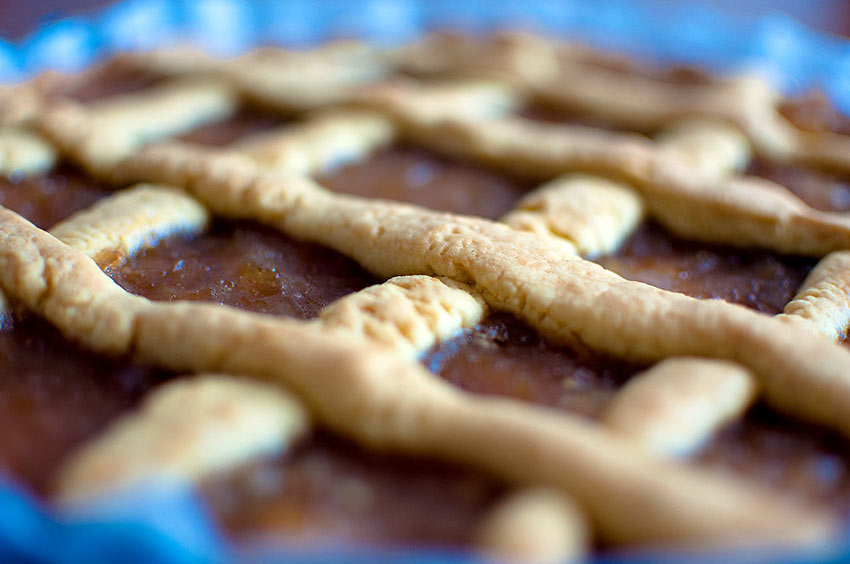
[2,31,850,562]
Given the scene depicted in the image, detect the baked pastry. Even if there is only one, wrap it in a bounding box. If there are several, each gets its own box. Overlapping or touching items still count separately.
[2,27,850,563]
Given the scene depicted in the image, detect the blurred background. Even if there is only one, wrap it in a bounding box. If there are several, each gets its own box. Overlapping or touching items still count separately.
[2,0,849,39]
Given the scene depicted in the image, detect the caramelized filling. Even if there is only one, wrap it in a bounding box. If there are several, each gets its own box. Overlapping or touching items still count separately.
[424,312,640,419]
[0,165,109,229]
[698,404,850,518]
[109,219,379,319]
[779,91,850,135]
[747,160,850,212]
[202,430,506,548]
[57,62,165,103]
[176,109,287,147]
[0,312,172,494]
[317,145,534,219]
[597,222,815,314]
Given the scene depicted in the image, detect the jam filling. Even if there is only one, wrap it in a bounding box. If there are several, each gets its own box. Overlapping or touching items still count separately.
[747,160,850,213]
[202,430,506,548]
[424,312,640,419]
[597,221,816,314]
[698,403,850,518]
[317,145,536,219]
[108,219,378,319]
[0,165,109,229]
[0,311,172,495]
[57,63,165,103]
[779,92,850,136]
[176,109,288,147]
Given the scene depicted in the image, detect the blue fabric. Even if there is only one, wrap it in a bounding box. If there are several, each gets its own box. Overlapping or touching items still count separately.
[0,1,849,562]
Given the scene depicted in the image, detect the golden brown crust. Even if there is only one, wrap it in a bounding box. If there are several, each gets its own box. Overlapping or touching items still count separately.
[37,78,238,178]
[233,110,395,175]
[602,358,756,456]
[475,488,588,564]
[317,275,486,358]
[780,251,850,340]
[0,126,57,176]
[49,184,209,267]
[501,174,642,257]
[56,374,311,503]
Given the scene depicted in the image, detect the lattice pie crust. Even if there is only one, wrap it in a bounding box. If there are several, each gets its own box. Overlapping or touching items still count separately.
[3,31,850,562]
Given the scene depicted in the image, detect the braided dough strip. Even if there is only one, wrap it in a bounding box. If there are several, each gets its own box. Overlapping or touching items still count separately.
[0,208,834,547]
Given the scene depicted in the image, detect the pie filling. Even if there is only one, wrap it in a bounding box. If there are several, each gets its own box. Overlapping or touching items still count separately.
[4,60,850,552]
[202,430,507,548]
[0,312,171,495]
[109,219,378,319]
[0,165,109,229]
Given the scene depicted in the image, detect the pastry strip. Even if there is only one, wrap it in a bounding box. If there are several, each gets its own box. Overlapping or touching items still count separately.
[317,275,485,358]
[38,78,239,178]
[0,126,57,176]
[233,110,395,175]
[779,251,850,341]
[382,110,850,256]
[56,374,310,503]
[474,488,588,564]
[501,174,641,258]
[0,208,833,547]
[656,118,750,178]
[38,74,850,257]
[49,184,210,268]
[601,358,756,456]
